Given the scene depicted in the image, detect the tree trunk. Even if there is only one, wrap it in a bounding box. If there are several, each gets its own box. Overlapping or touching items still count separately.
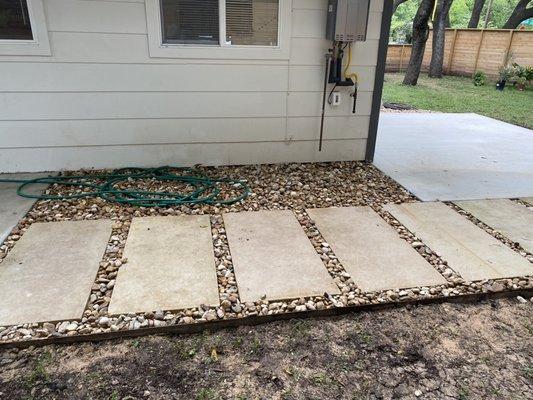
[393,0,409,14]
[503,0,533,29]
[444,11,451,28]
[429,0,454,78]
[468,0,485,28]
[403,0,436,85]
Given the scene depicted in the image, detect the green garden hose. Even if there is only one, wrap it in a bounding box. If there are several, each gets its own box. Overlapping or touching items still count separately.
[0,166,250,207]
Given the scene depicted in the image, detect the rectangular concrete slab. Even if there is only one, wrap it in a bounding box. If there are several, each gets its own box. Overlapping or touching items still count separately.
[0,220,111,326]
[108,216,219,315]
[223,210,339,303]
[307,207,446,292]
[384,202,532,281]
[454,199,533,254]
[0,173,50,244]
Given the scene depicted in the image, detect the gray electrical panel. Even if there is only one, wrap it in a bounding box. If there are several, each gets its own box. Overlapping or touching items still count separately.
[326,0,370,42]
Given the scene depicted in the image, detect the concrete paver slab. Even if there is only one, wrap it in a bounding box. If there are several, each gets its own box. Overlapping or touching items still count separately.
[108,216,219,315]
[454,199,533,254]
[522,198,533,207]
[307,207,446,292]
[384,202,532,281]
[0,220,111,326]
[0,173,49,244]
[375,113,533,201]
[224,210,339,303]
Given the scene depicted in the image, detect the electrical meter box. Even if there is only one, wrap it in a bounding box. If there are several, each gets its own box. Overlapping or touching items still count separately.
[326,0,370,42]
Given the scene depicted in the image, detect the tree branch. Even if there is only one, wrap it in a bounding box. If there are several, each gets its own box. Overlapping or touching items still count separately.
[503,0,533,29]
[393,0,410,14]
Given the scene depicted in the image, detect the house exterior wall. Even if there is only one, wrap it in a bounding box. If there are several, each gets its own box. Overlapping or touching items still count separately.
[0,0,385,173]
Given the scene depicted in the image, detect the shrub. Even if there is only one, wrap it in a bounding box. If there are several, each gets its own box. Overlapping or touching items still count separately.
[473,71,487,86]
[498,65,513,82]
[510,63,532,90]
[525,66,533,82]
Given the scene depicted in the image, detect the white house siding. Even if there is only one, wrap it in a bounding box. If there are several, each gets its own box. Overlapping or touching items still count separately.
[0,0,384,172]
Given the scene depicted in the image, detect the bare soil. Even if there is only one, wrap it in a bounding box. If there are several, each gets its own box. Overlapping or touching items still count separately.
[1,299,532,400]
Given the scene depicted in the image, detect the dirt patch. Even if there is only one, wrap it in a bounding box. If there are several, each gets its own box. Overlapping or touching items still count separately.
[1,298,531,400]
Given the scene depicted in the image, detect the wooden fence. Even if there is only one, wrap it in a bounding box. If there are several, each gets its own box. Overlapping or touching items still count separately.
[386,28,533,79]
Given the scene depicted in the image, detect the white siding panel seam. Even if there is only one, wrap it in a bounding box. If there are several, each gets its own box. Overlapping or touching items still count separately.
[0,90,298,94]
[47,31,148,36]
[0,60,291,66]
[0,138,360,150]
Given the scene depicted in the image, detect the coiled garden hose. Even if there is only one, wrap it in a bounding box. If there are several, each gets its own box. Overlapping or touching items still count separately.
[0,166,250,207]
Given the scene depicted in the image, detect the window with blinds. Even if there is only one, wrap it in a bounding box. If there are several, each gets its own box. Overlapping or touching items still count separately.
[0,0,33,40]
[226,0,279,46]
[160,0,219,45]
[159,0,279,47]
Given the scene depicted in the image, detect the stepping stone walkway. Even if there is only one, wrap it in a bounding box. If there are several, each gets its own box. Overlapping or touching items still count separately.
[224,210,339,303]
[385,202,532,281]
[1,201,532,329]
[109,216,219,315]
[454,199,533,254]
[0,220,111,326]
[307,207,446,292]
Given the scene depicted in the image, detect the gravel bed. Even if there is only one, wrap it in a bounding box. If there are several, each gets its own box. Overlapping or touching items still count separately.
[0,162,532,345]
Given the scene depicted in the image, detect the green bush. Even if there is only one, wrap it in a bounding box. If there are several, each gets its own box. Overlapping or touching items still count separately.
[473,71,487,86]
[525,66,533,82]
[510,63,532,90]
[498,65,513,82]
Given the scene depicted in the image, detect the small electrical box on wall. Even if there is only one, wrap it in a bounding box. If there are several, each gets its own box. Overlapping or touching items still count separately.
[326,0,370,42]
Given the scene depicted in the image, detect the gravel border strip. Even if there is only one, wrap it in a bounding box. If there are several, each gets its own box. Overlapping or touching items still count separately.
[514,198,533,209]
[1,287,532,350]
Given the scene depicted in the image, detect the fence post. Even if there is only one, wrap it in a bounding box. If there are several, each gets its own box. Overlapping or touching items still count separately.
[503,30,515,66]
[473,29,485,76]
[446,29,458,74]
[399,45,405,72]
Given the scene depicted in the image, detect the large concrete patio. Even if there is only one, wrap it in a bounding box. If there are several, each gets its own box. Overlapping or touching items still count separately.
[374,113,533,201]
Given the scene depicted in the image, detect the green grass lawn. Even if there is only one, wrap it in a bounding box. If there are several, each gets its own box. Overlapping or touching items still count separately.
[382,73,533,129]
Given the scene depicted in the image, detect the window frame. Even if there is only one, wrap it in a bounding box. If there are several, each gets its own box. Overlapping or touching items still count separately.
[146,0,290,60]
[0,0,51,56]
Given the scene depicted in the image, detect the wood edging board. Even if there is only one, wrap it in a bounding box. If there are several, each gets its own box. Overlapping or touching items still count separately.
[1,288,531,350]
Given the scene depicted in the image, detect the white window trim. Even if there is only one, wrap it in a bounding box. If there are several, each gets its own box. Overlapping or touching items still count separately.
[0,0,51,56]
[145,0,291,60]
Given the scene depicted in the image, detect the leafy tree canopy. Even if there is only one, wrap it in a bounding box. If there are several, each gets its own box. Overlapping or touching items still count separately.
[390,0,531,43]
